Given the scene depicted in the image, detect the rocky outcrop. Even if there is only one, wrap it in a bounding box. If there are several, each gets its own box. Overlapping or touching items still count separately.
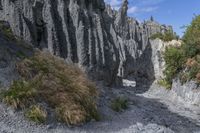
[0,27,33,87]
[150,39,182,81]
[0,0,172,85]
[170,79,200,106]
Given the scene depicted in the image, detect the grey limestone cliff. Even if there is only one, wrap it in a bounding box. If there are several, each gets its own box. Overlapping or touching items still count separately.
[0,0,172,85]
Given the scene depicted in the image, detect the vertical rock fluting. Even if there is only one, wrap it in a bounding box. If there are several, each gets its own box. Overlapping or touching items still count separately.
[0,0,172,85]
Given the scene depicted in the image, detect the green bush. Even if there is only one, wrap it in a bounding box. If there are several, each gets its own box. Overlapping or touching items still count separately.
[150,31,176,42]
[111,97,128,112]
[2,80,37,109]
[182,43,199,58]
[183,15,200,47]
[162,15,200,87]
[0,21,16,41]
[179,72,190,85]
[163,46,186,85]
[157,79,171,89]
[189,64,200,80]
[150,33,163,40]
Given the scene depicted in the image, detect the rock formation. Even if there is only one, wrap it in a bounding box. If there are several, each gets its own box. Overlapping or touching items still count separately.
[150,39,182,81]
[0,0,172,85]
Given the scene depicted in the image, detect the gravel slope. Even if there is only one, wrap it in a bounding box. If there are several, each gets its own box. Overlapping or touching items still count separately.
[1,81,200,133]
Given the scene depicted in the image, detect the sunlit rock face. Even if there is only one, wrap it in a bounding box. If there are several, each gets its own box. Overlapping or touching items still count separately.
[0,0,172,85]
[150,39,182,81]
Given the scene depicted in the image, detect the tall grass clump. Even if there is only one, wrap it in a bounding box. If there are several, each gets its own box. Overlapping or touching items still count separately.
[1,51,99,125]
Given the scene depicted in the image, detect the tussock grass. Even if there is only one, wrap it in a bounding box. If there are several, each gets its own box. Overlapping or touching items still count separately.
[157,79,172,89]
[111,97,128,112]
[25,105,47,123]
[2,80,37,109]
[1,51,99,125]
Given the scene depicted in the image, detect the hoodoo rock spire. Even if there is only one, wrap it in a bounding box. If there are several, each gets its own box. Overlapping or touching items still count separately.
[0,0,172,85]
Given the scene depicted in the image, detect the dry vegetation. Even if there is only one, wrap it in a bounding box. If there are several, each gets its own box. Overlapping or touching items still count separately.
[1,51,99,125]
[25,105,47,123]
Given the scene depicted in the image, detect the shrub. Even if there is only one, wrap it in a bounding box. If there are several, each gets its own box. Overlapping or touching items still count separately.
[183,15,200,47]
[196,73,200,82]
[2,80,37,109]
[179,72,190,85]
[163,46,186,85]
[189,64,200,80]
[161,15,200,87]
[150,33,163,40]
[25,105,47,123]
[182,15,200,58]
[182,43,199,58]
[16,50,27,59]
[150,31,176,42]
[111,97,128,112]
[157,79,171,89]
[0,21,16,41]
[1,51,99,125]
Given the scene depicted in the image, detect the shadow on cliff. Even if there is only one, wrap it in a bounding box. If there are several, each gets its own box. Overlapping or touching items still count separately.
[123,40,155,94]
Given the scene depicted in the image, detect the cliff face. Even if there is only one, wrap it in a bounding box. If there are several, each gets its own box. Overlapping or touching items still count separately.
[0,0,172,85]
[150,39,182,81]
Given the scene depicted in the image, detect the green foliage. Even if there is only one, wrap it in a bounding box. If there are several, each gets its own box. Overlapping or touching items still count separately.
[163,47,186,85]
[2,80,37,109]
[150,33,163,40]
[162,15,200,87]
[150,31,176,42]
[189,64,200,80]
[182,15,200,58]
[0,21,16,41]
[16,50,27,59]
[183,15,200,47]
[111,97,128,112]
[179,72,190,85]
[25,105,47,123]
[182,43,199,58]
[157,79,171,89]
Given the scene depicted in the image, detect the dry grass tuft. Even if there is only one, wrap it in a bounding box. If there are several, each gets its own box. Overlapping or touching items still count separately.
[2,51,99,125]
[186,58,198,68]
[25,105,47,123]
[2,80,37,109]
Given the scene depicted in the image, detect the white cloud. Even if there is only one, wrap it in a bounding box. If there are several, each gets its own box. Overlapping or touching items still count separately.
[127,6,158,15]
[104,0,163,15]
[105,0,122,10]
[140,7,158,12]
[128,6,138,14]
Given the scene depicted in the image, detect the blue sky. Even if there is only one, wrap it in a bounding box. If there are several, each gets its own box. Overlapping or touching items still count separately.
[104,0,200,37]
